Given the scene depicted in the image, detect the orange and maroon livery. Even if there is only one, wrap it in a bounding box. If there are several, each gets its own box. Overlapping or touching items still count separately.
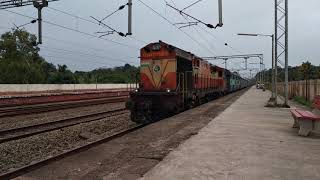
[126,41,248,123]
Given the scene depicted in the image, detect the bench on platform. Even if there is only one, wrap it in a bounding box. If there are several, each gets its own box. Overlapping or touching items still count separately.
[290,95,320,136]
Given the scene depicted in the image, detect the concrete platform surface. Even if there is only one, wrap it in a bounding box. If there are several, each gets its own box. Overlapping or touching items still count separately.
[141,87,320,180]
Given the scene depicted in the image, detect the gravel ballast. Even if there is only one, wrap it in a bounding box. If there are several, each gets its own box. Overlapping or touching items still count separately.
[0,112,132,174]
[0,102,125,130]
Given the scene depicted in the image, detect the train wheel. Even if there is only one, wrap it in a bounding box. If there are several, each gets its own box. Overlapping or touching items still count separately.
[131,111,148,124]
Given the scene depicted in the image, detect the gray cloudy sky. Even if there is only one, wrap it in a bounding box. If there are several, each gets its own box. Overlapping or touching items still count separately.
[0,0,319,77]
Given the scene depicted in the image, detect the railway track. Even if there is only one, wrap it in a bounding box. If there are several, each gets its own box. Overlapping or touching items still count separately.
[0,123,144,179]
[0,108,129,144]
[0,89,249,179]
[0,96,128,118]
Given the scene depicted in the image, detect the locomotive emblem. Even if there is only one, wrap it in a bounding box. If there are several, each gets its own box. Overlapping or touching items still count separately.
[153,65,161,72]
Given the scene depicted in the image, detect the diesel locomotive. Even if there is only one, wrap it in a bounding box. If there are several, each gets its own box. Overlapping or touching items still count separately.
[126,41,249,123]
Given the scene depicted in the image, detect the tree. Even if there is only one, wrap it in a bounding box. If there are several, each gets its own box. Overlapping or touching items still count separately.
[0,29,139,84]
[48,64,77,84]
[0,29,47,83]
[300,61,311,79]
[0,29,78,84]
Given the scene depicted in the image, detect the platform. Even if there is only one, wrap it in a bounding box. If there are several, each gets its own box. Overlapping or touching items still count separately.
[141,87,320,180]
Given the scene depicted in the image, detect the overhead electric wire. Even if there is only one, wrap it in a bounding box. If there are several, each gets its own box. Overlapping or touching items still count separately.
[43,35,139,59]
[43,35,116,53]
[137,0,216,56]
[0,0,59,9]
[4,9,139,49]
[0,24,139,59]
[41,53,138,68]
[48,6,117,34]
[169,0,177,7]
[41,51,138,66]
[167,0,242,55]
[0,20,139,66]
[99,4,127,22]
[198,26,243,54]
[166,3,219,29]
[181,0,203,11]
[46,6,145,45]
[180,14,217,51]
[47,6,99,26]
[167,0,217,54]
[40,46,137,64]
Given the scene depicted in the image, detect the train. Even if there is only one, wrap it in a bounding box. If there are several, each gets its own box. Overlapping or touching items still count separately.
[126,41,250,123]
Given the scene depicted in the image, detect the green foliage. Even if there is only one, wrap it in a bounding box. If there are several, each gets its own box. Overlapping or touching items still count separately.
[0,29,138,84]
[262,61,320,83]
[0,29,46,83]
[293,96,312,108]
[75,64,139,84]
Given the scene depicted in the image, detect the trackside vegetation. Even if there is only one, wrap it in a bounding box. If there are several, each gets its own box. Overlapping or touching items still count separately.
[0,29,139,84]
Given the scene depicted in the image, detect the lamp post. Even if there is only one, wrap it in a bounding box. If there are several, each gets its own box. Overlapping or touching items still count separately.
[237,33,276,104]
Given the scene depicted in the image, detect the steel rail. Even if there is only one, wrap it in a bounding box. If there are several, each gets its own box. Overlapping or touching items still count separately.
[0,96,128,118]
[0,123,144,179]
[0,108,129,143]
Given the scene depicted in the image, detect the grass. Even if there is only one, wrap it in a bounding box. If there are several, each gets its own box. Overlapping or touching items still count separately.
[293,96,312,108]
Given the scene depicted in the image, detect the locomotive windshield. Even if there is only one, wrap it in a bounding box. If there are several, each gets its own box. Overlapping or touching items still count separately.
[152,43,161,51]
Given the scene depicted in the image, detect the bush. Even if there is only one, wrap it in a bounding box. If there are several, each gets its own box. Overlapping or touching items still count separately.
[293,96,312,108]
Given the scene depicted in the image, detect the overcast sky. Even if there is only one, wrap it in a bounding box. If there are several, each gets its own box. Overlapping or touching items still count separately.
[0,0,319,77]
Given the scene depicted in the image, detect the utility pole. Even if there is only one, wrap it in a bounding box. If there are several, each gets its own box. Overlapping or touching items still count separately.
[274,0,278,105]
[218,0,223,27]
[271,34,275,101]
[127,0,132,35]
[260,57,262,84]
[284,0,289,107]
[244,57,249,70]
[204,54,263,72]
[33,0,48,44]
[275,0,289,107]
[223,58,228,69]
[237,33,275,98]
[0,0,58,45]
[261,58,265,85]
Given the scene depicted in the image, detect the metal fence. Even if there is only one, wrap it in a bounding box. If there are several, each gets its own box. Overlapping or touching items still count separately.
[277,79,320,101]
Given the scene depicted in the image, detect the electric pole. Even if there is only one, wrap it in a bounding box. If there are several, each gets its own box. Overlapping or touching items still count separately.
[128,0,132,35]
[275,0,289,107]
[224,58,227,69]
[33,0,48,44]
[284,0,289,107]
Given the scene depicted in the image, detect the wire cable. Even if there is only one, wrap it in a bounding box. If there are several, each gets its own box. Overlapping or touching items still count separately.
[46,6,145,45]
[47,6,99,26]
[4,9,139,49]
[166,0,217,54]
[199,25,243,54]
[43,35,139,58]
[99,4,127,22]
[181,0,203,11]
[41,53,139,67]
[137,0,216,56]
[40,46,137,64]
[0,17,139,66]
[167,0,242,55]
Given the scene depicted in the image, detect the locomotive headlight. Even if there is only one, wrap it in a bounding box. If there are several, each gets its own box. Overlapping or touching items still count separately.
[134,89,139,92]
[166,88,171,93]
